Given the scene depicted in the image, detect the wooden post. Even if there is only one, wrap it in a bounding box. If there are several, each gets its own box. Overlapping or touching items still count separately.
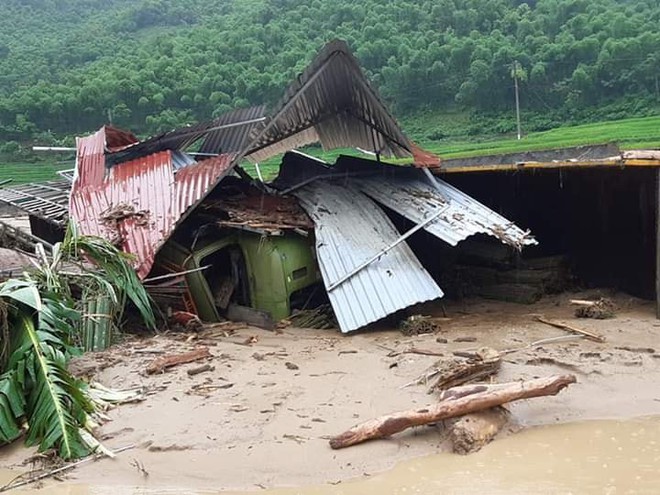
[656,169,660,319]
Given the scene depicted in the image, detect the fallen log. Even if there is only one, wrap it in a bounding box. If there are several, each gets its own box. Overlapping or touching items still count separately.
[449,406,509,454]
[146,347,212,374]
[329,374,576,449]
[535,316,605,343]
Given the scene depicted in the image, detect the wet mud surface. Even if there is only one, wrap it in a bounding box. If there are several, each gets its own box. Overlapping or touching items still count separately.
[2,291,660,493]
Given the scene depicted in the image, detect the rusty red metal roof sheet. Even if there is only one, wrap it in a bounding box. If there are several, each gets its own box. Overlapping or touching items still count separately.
[70,127,235,279]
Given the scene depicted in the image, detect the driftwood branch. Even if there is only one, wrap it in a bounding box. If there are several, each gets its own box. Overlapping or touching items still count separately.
[0,444,136,492]
[146,347,212,374]
[329,374,576,449]
[535,316,605,343]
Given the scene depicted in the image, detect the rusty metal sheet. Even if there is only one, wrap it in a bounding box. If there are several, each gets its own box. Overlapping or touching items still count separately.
[70,127,236,278]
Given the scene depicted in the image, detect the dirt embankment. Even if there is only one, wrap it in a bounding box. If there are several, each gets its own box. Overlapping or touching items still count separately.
[2,291,660,492]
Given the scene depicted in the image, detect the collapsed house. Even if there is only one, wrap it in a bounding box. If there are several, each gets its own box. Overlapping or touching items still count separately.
[0,40,536,332]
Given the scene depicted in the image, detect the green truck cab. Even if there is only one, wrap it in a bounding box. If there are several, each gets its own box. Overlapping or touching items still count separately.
[159,232,321,323]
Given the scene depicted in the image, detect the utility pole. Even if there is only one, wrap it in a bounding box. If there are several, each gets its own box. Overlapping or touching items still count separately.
[512,61,522,140]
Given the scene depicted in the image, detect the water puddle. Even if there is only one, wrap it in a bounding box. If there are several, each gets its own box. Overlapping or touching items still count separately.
[2,416,660,494]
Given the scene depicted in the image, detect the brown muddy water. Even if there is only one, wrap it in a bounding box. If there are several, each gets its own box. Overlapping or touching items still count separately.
[2,417,659,495]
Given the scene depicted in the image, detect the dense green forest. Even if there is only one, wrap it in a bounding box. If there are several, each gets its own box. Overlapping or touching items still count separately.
[1,0,660,152]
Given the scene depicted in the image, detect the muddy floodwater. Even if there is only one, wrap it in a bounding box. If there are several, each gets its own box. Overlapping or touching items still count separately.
[3,416,659,495]
[3,295,660,493]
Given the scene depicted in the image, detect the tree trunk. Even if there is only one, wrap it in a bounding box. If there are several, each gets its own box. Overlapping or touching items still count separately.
[329,375,576,449]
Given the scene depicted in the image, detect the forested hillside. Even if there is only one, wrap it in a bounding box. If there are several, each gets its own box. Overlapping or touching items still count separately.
[1,0,659,149]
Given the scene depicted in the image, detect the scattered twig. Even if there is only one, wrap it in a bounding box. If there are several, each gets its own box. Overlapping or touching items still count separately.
[615,346,655,354]
[389,347,445,358]
[535,316,606,343]
[130,458,149,478]
[146,347,212,374]
[0,444,137,493]
[499,334,586,355]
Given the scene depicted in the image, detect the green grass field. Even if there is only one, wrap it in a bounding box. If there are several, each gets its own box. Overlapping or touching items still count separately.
[2,114,660,184]
[0,161,73,185]
[419,115,660,160]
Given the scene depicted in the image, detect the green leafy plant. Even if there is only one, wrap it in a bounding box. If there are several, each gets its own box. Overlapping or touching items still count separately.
[0,224,155,459]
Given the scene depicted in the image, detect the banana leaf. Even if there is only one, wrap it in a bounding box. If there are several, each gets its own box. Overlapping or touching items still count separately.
[1,281,92,459]
[0,369,24,445]
[61,225,155,330]
[0,225,156,459]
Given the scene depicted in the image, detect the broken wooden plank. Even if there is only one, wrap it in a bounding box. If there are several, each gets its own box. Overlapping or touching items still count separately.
[146,347,212,375]
[328,375,576,449]
[535,316,605,343]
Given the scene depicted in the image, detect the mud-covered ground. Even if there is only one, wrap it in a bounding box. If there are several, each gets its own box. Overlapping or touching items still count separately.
[2,291,660,492]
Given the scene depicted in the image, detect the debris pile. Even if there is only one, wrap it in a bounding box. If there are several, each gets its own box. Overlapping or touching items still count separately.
[289,304,337,329]
[399,314,442,336]
[572,298,616,319]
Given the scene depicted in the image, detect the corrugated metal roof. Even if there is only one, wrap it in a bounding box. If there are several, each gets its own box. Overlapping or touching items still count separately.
[275,153,536,249]
[355,174,536,248]
[293,180,443,333]
[70,127,236,279]
[245,40,414,163]
[0,180,70,225]
[106,106,266,166]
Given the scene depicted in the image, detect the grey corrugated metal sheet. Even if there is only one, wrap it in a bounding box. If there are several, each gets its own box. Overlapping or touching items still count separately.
[355,174,536,248]
[107,106,266,166]
[0,180,70,225]
[293,180,443,333]
[199,106,267,155]
[245,40,413,163]
[171,150,197,171]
